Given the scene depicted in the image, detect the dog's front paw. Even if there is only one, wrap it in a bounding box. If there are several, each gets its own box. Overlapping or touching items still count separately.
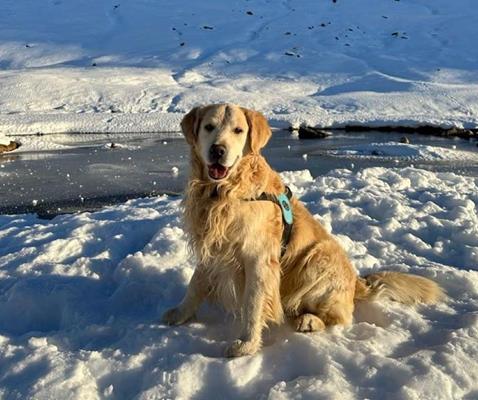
[225,339,260,357]
[162,306,192,326]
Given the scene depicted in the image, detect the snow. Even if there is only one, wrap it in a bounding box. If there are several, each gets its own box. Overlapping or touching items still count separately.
[1,0,478,137]
[1,167,477,399]
[327,142,478,161]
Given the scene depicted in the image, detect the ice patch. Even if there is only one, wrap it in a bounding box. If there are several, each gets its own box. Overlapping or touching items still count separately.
[328,142,478,161]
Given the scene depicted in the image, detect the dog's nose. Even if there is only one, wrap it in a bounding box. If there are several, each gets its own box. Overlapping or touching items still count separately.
[209,144,226,161]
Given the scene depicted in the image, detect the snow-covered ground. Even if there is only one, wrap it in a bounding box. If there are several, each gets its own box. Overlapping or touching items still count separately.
[1,167,477,399]
[1,0,478,140]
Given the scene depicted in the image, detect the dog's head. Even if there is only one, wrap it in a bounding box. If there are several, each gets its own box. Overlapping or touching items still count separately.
[181,103,272,181]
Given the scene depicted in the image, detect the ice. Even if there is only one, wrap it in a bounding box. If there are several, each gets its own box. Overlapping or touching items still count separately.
[328,142,478,161]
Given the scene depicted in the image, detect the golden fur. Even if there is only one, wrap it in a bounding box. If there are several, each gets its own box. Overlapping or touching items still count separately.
[163,103,444,357]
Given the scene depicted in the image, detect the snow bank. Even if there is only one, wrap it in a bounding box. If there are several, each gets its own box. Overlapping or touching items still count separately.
[1,167,477,399]
[1,0,478,136]
[328,142,478,161]
[0,111,183,136]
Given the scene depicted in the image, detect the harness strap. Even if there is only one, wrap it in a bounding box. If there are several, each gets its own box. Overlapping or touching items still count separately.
[255,186,294,257]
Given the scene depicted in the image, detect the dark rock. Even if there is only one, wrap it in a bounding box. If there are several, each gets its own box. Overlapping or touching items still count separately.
[399,136,410,144]
[298,126,330,139]
[91,62,97,66]
[455,129,476,139]
[446,127,460,136]
[180,42,185,46]
[371,150,381,156]
[203,26,214,30]
[246,11,253,15]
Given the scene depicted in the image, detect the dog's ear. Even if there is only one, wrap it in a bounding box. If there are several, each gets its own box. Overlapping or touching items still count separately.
[181,106,202,145]
[242,108,272,153]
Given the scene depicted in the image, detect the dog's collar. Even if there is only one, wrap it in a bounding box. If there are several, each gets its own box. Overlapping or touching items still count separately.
[210,185,294,257]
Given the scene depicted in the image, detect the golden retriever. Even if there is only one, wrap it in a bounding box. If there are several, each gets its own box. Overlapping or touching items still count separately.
[162,104,443,357]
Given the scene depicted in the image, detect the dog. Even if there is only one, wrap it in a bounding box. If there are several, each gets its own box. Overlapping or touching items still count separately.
[162,103,443,357]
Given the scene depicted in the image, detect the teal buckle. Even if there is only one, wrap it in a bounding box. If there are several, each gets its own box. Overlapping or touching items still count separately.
[276,193,293,225]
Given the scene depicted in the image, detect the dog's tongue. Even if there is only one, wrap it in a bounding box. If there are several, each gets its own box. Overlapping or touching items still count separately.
[208,163,228,179]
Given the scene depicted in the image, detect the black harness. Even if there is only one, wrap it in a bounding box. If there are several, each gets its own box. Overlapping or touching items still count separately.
[211,186,294,257]
[255,186,294,257]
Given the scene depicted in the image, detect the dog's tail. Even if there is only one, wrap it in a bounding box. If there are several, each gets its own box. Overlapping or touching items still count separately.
[354,271,444,305]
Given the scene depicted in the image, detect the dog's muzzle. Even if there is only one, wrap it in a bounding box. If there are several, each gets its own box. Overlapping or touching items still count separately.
[209,144,226,163]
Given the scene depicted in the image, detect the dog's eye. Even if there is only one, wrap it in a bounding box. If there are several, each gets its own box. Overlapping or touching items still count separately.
[204,124,215,132]
[234,127,243,134]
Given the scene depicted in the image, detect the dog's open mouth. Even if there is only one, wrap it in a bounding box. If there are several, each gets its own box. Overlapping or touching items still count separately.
[208,163,229,180]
